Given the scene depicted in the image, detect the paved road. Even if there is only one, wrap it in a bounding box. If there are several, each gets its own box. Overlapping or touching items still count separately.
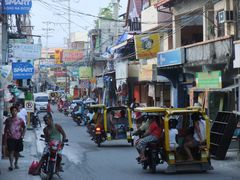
[35,105,240,180]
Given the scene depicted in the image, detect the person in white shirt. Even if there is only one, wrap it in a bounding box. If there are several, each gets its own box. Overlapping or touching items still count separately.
[183,113,206,161]
[17,103,28,126]
[169,118,179,150]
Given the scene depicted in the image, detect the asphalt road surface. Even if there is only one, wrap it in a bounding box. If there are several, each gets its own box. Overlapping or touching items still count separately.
[36,105,240,180]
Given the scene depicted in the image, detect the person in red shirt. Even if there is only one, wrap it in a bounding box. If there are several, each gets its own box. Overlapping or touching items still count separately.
[136,115,162,161]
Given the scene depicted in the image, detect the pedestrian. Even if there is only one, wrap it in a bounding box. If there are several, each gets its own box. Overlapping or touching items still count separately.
[47,99,53,114]
[4,105,26,171]
[17,102,27,126]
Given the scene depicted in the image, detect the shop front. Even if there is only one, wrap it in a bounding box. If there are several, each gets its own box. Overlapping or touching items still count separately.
[157,48,185,107]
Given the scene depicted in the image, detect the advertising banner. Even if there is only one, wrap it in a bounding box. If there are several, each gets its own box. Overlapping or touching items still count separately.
[39,59,56,68]
[54,49,63,64]
[12,62,34,80]
[8,43,41,61]
[196,71,222,88]
[62,50,84,63]
[134,33,160,59]
[2,0,32,14]
[79,67,92,79]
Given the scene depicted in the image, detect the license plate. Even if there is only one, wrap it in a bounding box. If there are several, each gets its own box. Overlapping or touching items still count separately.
[95,132,101,135]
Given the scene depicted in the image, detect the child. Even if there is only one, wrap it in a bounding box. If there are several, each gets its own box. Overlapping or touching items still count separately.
[169,118,179,150]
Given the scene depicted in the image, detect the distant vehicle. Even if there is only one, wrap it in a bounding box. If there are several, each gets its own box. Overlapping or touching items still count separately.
[34,93,49,111]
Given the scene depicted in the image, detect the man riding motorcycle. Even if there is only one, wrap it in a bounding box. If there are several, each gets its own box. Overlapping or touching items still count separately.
[34,113,67,175]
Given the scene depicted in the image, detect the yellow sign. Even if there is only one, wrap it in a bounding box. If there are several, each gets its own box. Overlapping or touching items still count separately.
[134,33,160,59]
[54,49,63,64]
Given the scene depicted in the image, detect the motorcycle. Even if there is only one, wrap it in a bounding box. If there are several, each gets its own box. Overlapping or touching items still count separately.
[73,113,83,126]
[40,135,68,180]
[137,141,164,173]
[92,126,106,147]
[31,111,41,128]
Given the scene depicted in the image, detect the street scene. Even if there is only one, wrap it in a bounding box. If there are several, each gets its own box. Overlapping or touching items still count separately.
[1,0,240,180]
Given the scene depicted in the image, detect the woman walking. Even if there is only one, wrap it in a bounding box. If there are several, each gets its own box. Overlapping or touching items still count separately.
[4,105,26,171]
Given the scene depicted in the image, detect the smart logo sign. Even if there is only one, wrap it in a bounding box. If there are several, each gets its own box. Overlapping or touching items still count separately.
[12,62,34,80]
[2,0,32,14]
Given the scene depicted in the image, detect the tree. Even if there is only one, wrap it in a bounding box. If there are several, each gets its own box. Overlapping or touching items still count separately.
[95,3,113,29]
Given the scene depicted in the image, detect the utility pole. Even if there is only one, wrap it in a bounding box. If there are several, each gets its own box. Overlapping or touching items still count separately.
[0,14,8,159]
[68,0,71,49]
[42,21,54,59]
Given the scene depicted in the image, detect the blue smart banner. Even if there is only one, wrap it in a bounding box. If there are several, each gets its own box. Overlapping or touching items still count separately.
[1,0,32,14]
[12,62,34,80]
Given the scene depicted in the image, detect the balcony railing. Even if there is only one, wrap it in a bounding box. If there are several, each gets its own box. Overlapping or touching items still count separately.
[185,36,233,65]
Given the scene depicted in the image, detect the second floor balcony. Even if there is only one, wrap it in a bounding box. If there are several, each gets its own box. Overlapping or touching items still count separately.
[185,36,233,65]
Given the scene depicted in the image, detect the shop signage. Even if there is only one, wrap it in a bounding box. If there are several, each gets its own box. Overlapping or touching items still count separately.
[134,33,160,59]
[196,71,222,88]
[39,59,56,68]
[139,59,156,81]
[54,70,67,77]
[1,0,32,14]
[62,50,84,63]
[157,48,185,67]
[79,66,92,79]
[54,49,63,64]
[233,42,240,68]
[12,62,34,80]
[8,43,41,61]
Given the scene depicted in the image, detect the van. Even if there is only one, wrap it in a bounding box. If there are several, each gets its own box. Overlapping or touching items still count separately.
[34,93,49,111]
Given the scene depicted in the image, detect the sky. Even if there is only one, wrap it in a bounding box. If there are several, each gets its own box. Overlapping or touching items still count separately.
[30,0,128,48]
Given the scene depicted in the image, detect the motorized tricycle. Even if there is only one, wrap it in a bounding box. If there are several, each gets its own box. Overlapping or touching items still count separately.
[134,107,213,173]
[88,105,134,147]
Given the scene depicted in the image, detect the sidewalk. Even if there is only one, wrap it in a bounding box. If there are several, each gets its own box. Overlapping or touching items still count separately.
[0,130,41,180]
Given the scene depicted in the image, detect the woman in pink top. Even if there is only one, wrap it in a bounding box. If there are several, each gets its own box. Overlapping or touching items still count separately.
[4,106,25,171]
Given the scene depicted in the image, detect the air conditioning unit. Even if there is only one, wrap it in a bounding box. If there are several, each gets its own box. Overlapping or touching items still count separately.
[218,10,234,23]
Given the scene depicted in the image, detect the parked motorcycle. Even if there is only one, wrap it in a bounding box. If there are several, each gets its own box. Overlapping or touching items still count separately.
[31,111,41,128]
[40,135,68,180]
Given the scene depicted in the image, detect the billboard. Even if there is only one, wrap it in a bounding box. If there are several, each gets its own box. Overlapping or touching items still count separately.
[1,0,32,14]
[79,66,92,79]
[134,33,160,59]
[8,43,41,61]
[62,50,84,63]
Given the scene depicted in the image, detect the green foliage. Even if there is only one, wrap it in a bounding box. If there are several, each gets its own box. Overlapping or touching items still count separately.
[95,3,113,28]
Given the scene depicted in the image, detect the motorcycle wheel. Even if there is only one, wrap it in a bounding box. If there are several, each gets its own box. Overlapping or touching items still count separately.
[96,136,101,147]
[149,164,156,173]
[142,162,148,170]
[47,161,55,180]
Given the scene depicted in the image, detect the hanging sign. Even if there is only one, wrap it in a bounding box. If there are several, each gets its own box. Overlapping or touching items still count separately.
[2,0,32,14]
[12,62,34,80]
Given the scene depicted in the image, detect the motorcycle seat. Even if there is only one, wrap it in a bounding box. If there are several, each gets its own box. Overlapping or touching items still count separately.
[148,141,161,148]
